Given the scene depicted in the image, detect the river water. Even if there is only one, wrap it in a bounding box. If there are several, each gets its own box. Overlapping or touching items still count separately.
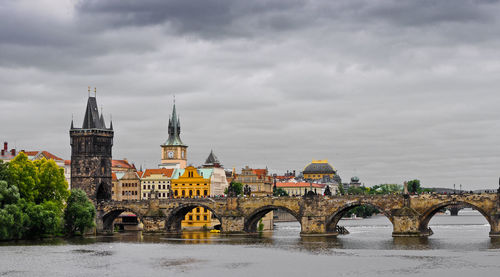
[1,209,499,277]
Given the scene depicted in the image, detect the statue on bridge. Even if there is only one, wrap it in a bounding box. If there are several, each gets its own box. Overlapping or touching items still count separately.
[244,185,251,196]
[324,185,332,196]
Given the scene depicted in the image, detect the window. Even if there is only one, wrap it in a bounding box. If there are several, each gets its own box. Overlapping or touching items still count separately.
[196,208,200,213]
[189,216,193,220]
[189,190,193,197]
[181,190,185,197]
[196,216,200,220]
[204,190,208,196]
[175,190,178,196]
[204,216,207,220]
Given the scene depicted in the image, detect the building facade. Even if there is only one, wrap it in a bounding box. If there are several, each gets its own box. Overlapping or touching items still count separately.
[276,181,326,196]
[70,95,114,202]
[233,166,273,196]
[202,150,229,196]
[111,171,141,201]
[140,168,174,200]
[171,166,213,229]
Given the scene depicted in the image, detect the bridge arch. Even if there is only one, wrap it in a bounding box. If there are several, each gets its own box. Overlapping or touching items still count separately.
[164,203,222,233]
[101,206,145,231]
[325,201,394,233]
[419,200,493,233]
[244,205,301,233]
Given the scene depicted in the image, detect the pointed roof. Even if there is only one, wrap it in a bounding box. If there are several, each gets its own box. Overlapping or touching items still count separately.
[77,96,111,130]
[99,113,106,129]
[163,101,185,146]
[203,150,222,167]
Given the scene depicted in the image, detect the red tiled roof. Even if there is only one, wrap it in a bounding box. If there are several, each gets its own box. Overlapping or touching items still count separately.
[252,169,269,179]
[112,172,117,181]
[142,168,174,178]
[275,176,294,180]
[136,171,143,178]
[64,160,71,165]
[112,159,135,169]
[23,151,39,156]
[40,151,64,161]
[22,150,64,161]
[276,182,325,188]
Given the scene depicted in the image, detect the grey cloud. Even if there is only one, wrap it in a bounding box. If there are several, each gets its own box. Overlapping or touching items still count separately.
[1,0,500,189]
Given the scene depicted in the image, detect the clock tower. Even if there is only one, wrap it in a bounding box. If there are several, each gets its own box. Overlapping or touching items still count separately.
[160,101,187,169]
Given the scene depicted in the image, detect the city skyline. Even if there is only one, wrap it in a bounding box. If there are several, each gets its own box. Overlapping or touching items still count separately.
[2,0,500,189]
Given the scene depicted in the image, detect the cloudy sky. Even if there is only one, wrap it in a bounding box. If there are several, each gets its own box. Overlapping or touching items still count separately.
[2,0,500,189]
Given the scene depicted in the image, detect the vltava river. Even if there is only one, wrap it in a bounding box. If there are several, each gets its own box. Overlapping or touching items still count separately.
[1,209,499,277]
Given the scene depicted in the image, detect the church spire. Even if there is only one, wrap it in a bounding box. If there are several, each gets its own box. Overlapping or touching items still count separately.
[164,99,184,146]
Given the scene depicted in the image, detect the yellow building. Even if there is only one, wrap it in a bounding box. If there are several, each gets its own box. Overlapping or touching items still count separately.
[302,160,337,180]
[171,166,214,229]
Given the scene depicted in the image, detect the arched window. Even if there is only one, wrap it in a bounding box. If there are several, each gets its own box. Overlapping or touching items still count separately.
[181,190,185,197]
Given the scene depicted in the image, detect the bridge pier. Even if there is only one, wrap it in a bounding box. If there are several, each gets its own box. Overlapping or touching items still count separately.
[391,207,429,237]
[220,216,245,234]
[143,216,165,232]
[490,213,500,238]
[300,216,329,236]
[449,207,459,216]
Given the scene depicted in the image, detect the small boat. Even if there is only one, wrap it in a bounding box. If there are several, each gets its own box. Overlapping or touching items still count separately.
[209,229,220,233]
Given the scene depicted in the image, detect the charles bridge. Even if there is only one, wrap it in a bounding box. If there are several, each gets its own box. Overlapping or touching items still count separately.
[96,192,500,237]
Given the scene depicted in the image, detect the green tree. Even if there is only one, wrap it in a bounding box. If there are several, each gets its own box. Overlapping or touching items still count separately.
[0,181,20,208]
[407,179,421,194]
[273,188,289,197]
[64,189,96,236]
[0,160,8,181]
[7,153,39,202]
[344,205,379,218]
[24,201,61,238]
[225,182,244,196]
[338,183,345,195]
[4,202,29,239]
[371,184,402,195]
[348,186,368,195]
[34,158,69,207]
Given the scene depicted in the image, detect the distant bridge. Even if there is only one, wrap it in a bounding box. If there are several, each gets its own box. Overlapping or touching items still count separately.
[96,193,500,237]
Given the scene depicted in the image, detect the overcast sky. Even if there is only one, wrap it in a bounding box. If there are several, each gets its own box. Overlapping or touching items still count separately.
[2,0,500,189]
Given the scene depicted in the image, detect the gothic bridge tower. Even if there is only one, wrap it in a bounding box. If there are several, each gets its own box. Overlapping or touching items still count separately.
[70,93,114,202]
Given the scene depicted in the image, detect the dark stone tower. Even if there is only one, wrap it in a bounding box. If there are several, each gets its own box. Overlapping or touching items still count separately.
[70,95,114,202]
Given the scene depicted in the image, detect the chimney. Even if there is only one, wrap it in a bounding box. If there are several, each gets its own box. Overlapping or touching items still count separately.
[10,149,16,156]
[3,142,7,151]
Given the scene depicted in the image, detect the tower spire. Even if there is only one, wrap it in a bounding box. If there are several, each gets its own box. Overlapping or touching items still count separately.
[163,97,184,146]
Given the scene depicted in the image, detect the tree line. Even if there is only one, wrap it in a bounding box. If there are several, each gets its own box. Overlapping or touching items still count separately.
[0,153,95,240]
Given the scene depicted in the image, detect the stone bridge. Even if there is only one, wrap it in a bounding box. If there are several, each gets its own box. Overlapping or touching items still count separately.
[96,193,500,237]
